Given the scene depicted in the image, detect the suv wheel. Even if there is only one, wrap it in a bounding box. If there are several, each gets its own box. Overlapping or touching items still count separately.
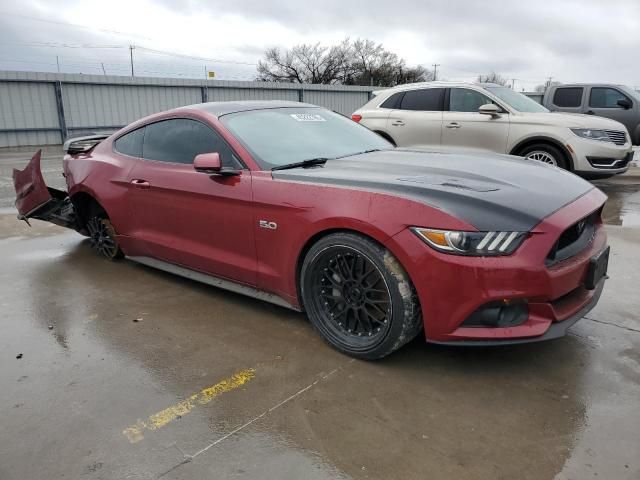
[300,232,422,360]
[519,144,568,170]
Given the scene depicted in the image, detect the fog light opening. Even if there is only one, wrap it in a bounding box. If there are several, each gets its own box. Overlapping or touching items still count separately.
[462,299,529,328]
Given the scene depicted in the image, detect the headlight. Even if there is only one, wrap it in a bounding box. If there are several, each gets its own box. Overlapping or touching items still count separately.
[570,128,610,142]
[411,228,527,256]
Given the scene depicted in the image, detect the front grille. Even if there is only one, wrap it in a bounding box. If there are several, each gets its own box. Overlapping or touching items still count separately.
[546,211,598,265]
[605,130,627,145]
[586,151,634,169]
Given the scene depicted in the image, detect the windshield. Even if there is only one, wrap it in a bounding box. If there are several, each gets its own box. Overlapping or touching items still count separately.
[624,87,640,102]
[484,86,549,113]
[219,108,392,169]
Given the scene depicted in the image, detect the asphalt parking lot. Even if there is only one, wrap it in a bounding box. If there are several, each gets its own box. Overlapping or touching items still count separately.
[1,148,639,480]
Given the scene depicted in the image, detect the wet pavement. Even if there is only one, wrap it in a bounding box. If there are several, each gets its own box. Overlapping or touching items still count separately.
[1,150,639,480]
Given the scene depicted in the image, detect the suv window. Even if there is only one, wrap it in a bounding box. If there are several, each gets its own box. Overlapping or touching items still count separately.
[553,87,583,108]
[379,92,404,109]
[142,118,239,166]
[114,127,145,157]
[590,87,631,108]
[399,88,444,111]
[449,88,496,112]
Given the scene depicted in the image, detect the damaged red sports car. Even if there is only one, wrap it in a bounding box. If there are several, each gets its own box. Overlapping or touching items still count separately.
[13,101,609,359]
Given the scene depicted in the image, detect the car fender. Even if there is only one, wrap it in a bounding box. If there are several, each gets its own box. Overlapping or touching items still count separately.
[252,176,473,309]
[508,134,574,168]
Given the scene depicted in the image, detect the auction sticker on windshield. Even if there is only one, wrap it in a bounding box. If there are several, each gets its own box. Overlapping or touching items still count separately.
[290,113,326,122]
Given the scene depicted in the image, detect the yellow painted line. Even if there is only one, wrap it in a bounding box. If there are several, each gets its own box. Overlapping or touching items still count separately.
[123,368,255,443]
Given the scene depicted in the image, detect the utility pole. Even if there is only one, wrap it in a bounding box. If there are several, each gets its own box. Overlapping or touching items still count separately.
[545,76,553,91]
[101,63,106,76]
[56,56,60,73]
[129,45,135,77]
[432,63,440,81]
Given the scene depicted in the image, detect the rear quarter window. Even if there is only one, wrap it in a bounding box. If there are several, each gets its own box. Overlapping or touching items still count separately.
[379,92,404,109]
[114,127,145,157]
[399,88,444,111]
[552,87,583,108]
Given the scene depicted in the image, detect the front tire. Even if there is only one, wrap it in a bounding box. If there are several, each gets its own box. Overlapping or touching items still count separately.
[300,233,422,360]
[519,143,568,170]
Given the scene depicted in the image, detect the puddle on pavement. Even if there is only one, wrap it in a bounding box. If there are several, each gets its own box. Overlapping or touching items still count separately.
[595,182,640,227]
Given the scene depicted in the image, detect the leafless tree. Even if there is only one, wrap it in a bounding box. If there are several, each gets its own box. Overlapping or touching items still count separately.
[476,72,509,86]
[257,38,431,86]
[256,40,352,84]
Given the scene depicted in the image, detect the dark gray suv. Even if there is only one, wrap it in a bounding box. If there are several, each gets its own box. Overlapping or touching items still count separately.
[543,84,640,145]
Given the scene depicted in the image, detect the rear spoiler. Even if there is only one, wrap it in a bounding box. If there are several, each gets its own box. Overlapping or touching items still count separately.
[63,134,110,155]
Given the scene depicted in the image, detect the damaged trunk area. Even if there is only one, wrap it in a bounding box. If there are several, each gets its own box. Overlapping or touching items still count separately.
[23,187,79,230]
[12,150,80,231]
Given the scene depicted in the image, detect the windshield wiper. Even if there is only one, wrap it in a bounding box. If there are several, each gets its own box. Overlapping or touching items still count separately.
[271,157,330,171]
[335,149,383,160]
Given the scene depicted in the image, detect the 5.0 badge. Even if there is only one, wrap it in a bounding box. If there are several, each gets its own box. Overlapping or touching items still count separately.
[259,220,277,230]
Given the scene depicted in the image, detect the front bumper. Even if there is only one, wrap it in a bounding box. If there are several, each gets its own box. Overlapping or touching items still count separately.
[428,279,604,345]
[568,136,632,175]
[385,188,608,344]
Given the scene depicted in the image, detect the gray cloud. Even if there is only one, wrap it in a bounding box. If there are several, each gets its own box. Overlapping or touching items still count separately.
[1,0,639,89]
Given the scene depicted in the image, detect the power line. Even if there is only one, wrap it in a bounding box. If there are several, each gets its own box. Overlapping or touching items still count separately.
[135,46,257,66]
[0,42,125,49]
[0,12,151,39]
[0,42,259,67]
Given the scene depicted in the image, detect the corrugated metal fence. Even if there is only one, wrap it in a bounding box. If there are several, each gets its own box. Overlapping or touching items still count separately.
[0,71,377,148]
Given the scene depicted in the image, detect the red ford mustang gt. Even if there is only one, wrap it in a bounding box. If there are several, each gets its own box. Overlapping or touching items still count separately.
[13,101,609,359]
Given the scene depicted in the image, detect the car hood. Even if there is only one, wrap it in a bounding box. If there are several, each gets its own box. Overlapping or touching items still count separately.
[271,149,596,232]
[513,112,627,130]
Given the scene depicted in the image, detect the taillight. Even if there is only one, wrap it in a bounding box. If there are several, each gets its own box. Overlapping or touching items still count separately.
[351,114,362,123]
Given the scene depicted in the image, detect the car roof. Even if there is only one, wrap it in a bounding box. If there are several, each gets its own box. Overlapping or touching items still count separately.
[547,83,627,88]
[181,100,320,118]
[373,81,502,96]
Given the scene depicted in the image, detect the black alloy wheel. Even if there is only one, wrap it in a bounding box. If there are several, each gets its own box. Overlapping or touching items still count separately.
[301,233,422,359]
[86,217,123,260]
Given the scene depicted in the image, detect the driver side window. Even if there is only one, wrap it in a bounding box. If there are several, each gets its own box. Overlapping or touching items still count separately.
[142,118,242,167]
[449,88,497,113]
[589,88,631,109]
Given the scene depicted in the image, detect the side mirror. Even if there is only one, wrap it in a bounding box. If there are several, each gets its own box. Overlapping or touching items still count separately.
[194,152,241,176]
[478,103,501,117]
[617,98,632,109]
[194,152,221,172]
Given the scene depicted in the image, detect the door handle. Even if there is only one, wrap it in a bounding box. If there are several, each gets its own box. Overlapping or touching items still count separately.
[586,110,595,115]
[391,120,405,126]
[131,179,150,189]
[446,122,461,129]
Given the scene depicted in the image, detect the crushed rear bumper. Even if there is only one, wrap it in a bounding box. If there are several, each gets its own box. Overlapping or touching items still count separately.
[12,149,79,230]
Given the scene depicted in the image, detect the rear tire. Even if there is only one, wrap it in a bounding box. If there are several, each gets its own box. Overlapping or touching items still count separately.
[86,216,123,260]
[519,143,568,170]
[300,232,422,360]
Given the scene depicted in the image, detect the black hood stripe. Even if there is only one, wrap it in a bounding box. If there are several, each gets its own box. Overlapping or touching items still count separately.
[272,150,594,232]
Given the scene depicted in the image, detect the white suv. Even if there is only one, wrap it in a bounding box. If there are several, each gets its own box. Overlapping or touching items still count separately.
[352,82,633,178]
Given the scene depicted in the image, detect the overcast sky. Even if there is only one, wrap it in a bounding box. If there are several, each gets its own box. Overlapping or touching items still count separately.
[0,0,638,90]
